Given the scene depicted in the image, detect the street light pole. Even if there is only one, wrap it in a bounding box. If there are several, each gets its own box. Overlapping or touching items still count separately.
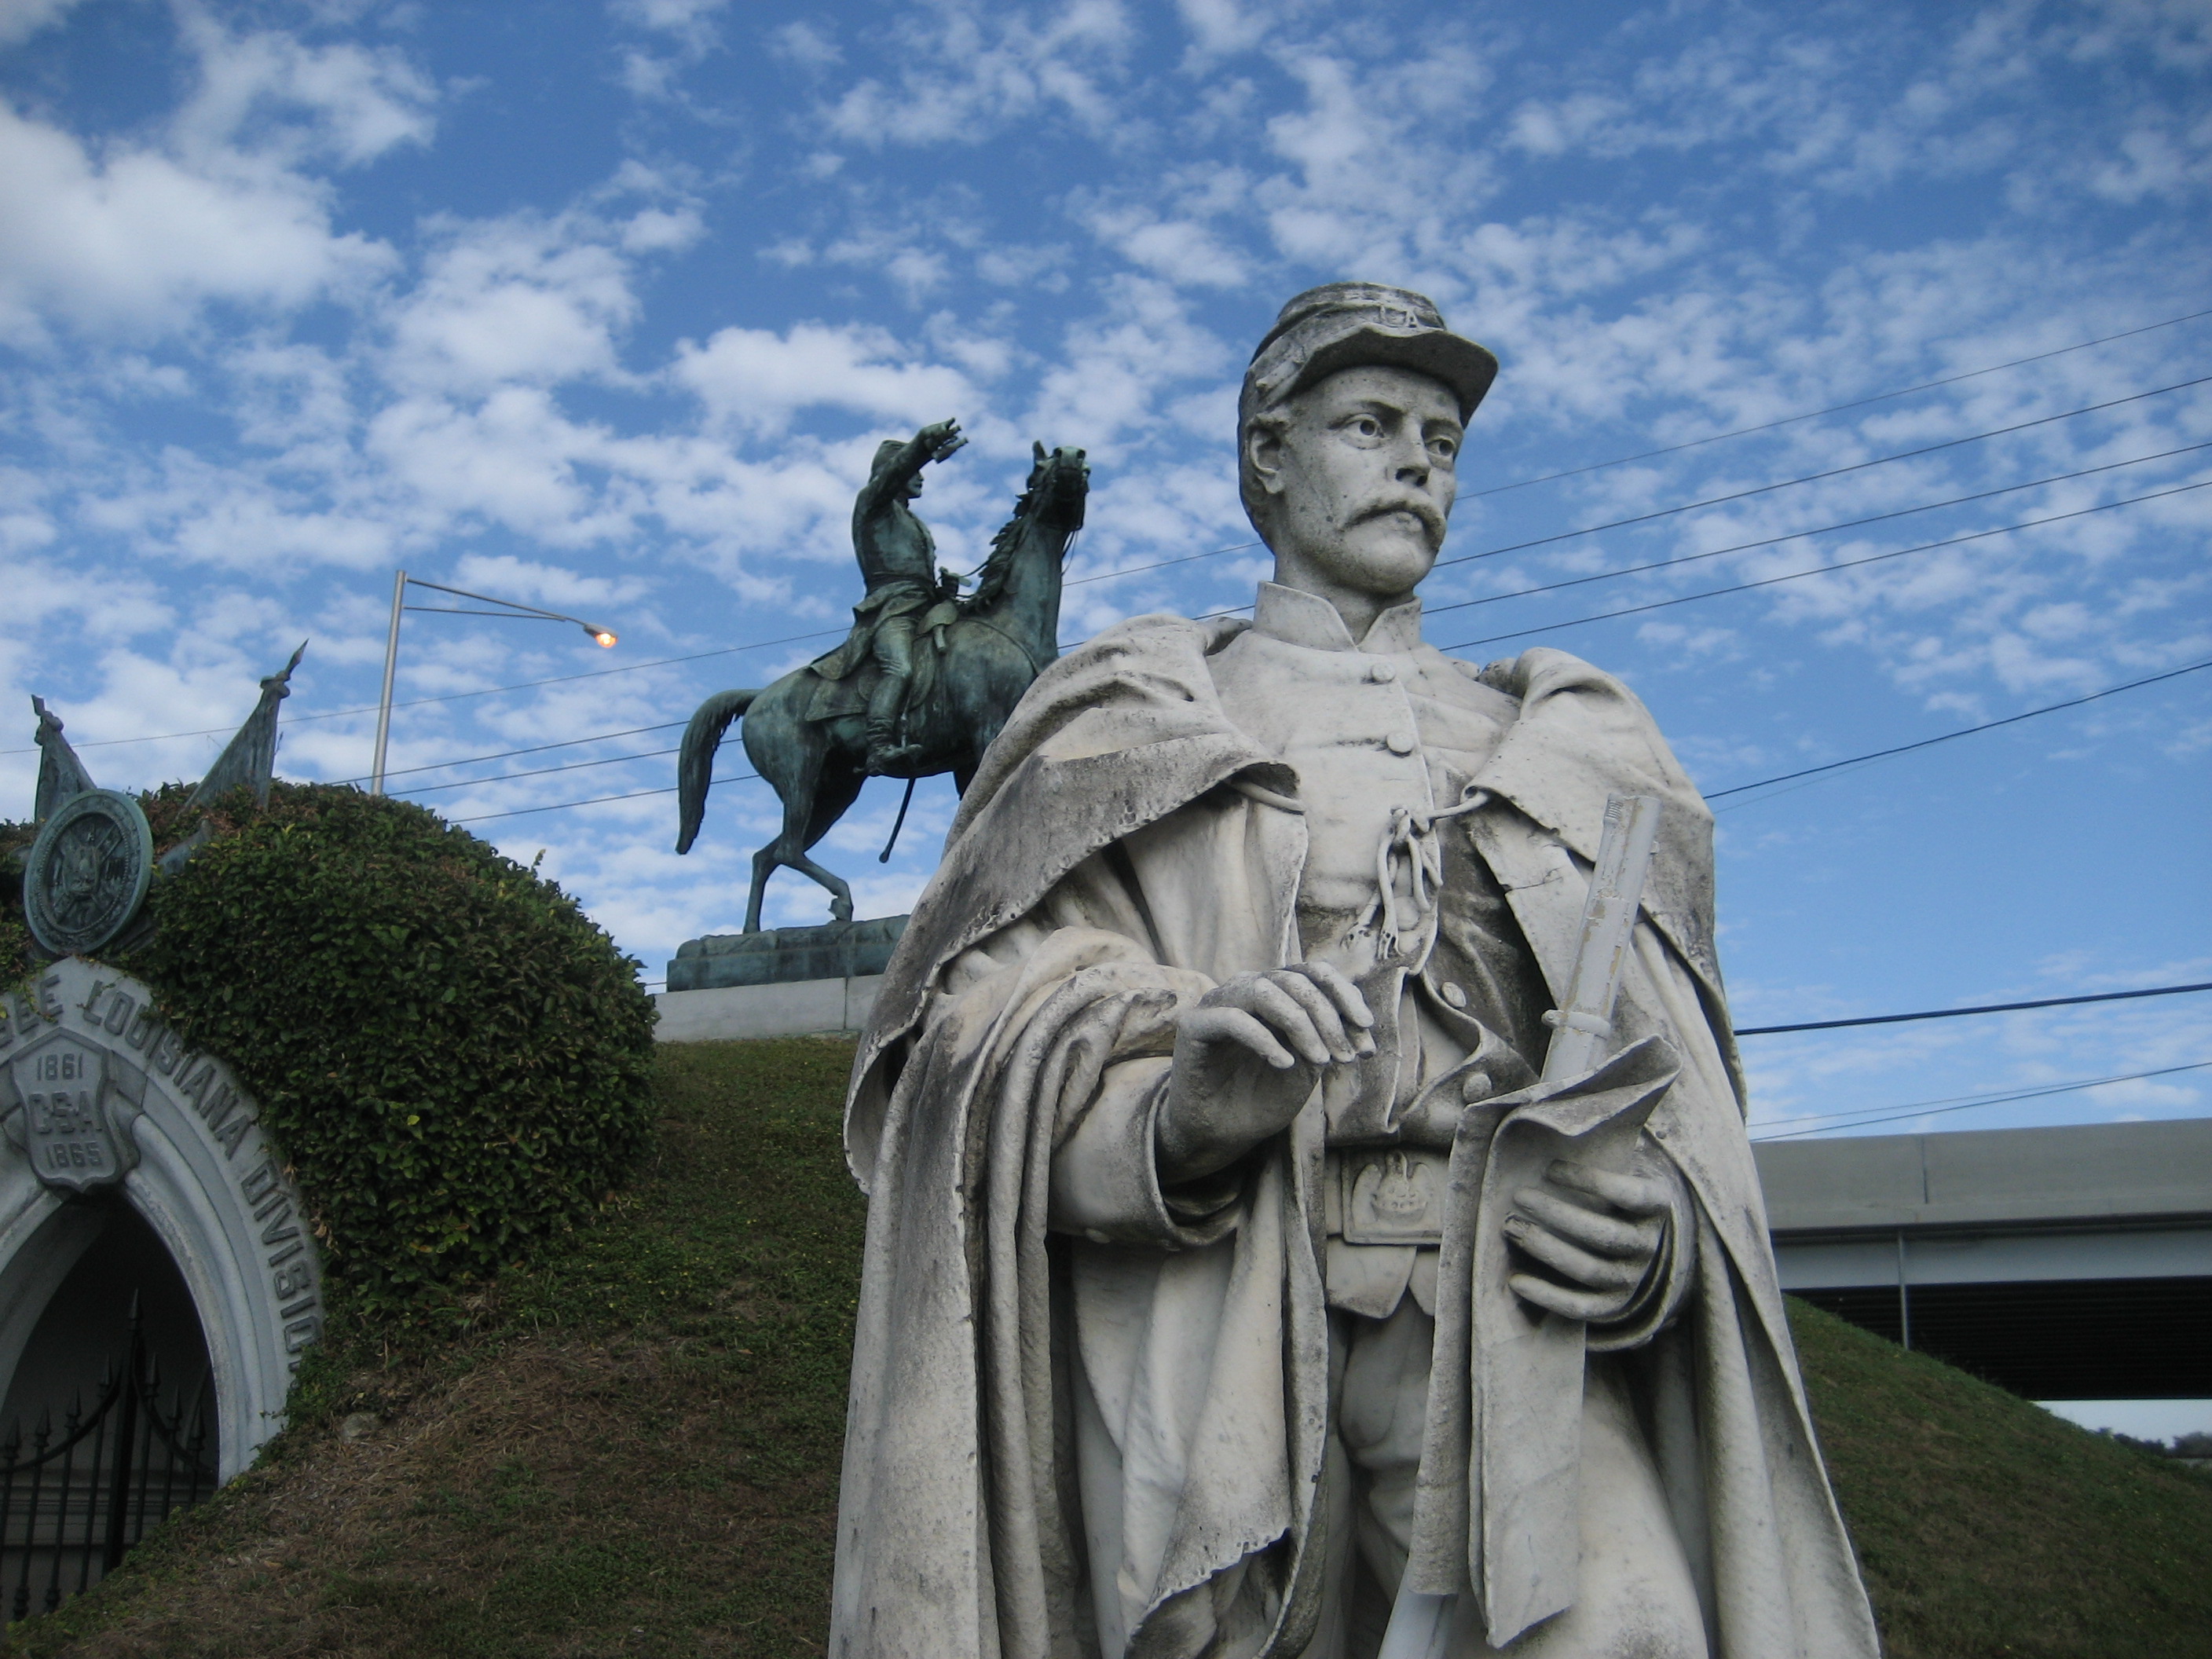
[372,568,405,796]
[368,571,618,798]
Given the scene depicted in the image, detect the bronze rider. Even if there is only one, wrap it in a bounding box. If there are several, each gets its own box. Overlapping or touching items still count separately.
[847,417,967,775]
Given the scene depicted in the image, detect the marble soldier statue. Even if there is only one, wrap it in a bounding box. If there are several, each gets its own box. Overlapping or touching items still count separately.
[831,285,1880,1657]
[821,417,971,775]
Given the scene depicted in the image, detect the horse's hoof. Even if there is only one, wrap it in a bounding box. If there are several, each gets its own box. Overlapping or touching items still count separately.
[832,899,854,924]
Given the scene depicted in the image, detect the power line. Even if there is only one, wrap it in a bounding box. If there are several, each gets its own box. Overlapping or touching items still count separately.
[450,771,760,825]
[1003,315,2212,595]
[29,376,2201,763]
[328,721,687,788]
[1423,441,2212,623]
[1068,540,1263,588]
[16,316,2207,761]
[390,745,681,797]
[1127,455,2212,654]
[287,628,844,721]
[1056,363,2212,606]
[1437,477,2212,654]
[1467,304,2212,500]
[446,653,2212,834]
[475,654,2202,821]
[467,651,2208,836]
[959,317,2212,598]
[0,628,848,756]
[901,313,2212,599]
[1038,386,2212,657]
[1434,373,2212,573]
[1749,1061,2211,1141]
[1707,661,2212,805]
[1736,981,2212,1036]
[73,507,2203,826]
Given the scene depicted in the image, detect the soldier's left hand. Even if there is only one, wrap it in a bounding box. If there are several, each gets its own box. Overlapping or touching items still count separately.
[1502,1159,1670,1322]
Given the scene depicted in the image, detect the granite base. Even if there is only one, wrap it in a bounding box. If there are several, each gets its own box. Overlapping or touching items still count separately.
[653,974,884,1042]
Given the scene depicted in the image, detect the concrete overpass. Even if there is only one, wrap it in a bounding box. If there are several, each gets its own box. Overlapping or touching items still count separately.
[1752,1118,2212,1401]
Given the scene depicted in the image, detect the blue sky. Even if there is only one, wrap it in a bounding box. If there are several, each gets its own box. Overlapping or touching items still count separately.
[2,0,2208,1148]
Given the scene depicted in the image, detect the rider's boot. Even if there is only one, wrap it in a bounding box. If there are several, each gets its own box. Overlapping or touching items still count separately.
[864,734,925,776]
[864,672,925,776]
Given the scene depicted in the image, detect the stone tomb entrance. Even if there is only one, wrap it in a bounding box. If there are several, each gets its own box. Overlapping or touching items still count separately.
[0,958,323,1609]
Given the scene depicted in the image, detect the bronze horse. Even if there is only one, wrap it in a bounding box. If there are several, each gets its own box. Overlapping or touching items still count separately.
[675,442,1089,931]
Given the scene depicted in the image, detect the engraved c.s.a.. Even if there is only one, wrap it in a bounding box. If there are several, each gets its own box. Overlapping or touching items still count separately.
[7,1028,130,1195]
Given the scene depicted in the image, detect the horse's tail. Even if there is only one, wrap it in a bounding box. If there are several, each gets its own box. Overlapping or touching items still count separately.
[675,688,758,854]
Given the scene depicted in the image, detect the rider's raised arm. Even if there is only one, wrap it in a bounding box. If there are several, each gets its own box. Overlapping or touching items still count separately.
[855,419,964,520]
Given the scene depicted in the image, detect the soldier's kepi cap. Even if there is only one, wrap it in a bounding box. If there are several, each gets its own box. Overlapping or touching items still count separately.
[1240,282,1499,426]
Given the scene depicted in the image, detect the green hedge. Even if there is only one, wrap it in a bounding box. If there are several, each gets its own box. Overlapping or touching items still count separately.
[75,784,659,1311]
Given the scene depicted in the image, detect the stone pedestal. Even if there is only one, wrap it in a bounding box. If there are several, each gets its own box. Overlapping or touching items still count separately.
[665,915,908,993]
[655,916,908,1042]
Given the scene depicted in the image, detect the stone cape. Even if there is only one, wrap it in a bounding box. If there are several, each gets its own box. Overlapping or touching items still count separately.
[0,959,324,1481]
[830,613,1879,1658]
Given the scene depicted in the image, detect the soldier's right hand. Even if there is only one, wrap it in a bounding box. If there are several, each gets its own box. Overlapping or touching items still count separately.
[1157,965,1374,1181]
[920,418,966,461]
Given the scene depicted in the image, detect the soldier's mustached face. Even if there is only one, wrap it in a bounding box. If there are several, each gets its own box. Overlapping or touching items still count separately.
[1251,365,1462,601]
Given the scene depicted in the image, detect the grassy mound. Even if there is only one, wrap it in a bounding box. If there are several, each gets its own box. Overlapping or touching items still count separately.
[1793,1299,2212,1655]
[8,1041,2208,1657]
[6,784,657,1309]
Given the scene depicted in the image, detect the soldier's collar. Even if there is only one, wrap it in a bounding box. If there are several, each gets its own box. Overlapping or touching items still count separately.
[1252,581,1424,654]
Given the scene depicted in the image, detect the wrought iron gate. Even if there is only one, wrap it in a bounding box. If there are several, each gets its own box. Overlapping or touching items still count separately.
[0,1295,214,1618]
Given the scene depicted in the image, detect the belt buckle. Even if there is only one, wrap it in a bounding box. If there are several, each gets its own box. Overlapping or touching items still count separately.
[1339,1147,1446,1246]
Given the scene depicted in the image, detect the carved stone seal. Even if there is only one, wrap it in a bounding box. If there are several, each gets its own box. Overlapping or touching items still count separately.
[5,1025,137,1195]
[22,788,154,956]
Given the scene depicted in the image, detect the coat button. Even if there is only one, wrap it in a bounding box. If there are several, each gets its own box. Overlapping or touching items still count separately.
[1367,661,1397,683]
[1440,982,1468,1009]
[1386,731,1415,755]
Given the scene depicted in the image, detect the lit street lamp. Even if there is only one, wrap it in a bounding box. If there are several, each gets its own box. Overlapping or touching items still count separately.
[370,570,619,795]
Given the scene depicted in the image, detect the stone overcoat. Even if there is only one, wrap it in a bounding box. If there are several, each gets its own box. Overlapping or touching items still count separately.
[831,612,1879,1659]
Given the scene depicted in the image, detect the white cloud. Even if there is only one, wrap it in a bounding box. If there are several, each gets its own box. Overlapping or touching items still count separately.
[1254,47,1499,274]
[610,0,729,99]
[1086,208,1247,287]
[1174,0,1266,60]
[366,387,627,546]
[1020,276,1229,454]
[822,0,1137,147]
[612,0,728,46]
[0,10,434,345]
[1507,92,1632,158]
[170,12,438,169]
[0,100,396,344]
[0,0,82,46]
[383,216,639,394]
[446,552,649,614]
[769,20,842,70]
[671,320,974,437]
[2085,115,2212,201]
[620,205,703,253]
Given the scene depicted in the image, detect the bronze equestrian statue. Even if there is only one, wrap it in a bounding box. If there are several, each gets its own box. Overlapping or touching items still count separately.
[674,428,1089,932]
